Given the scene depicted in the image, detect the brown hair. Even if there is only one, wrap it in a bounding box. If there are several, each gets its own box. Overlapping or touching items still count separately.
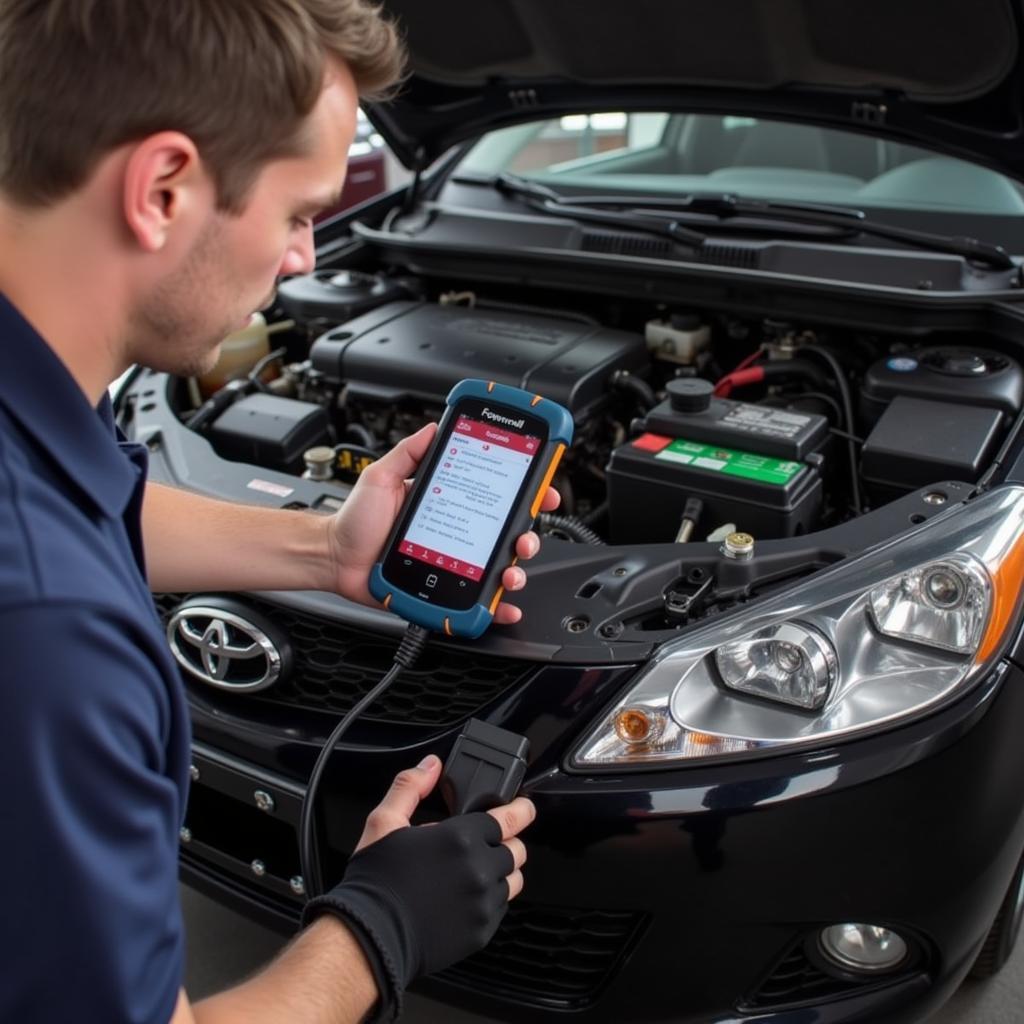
[0,0,405,212]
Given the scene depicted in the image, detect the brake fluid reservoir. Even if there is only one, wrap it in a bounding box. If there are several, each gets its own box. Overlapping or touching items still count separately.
[197,313,272,398]
[645,313,710,364]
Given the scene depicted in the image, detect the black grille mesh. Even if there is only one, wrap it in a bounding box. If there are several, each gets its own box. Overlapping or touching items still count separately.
[154,593,536,726]
[437,901,646,1008]
[744,942,905,1009]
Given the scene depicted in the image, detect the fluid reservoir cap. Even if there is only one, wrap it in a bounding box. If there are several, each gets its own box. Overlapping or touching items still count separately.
[303,445,336,481]
[921,348,999,377]
[938,353,986,376]
[670,311,702,331]
[723,532,755,559]
[667,377,714,413]
[328,269,374,291]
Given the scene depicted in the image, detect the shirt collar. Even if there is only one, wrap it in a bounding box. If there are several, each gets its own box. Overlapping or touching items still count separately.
[0,292,140,519]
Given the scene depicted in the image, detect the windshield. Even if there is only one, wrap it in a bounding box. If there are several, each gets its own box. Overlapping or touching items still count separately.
[458,113,1024,224]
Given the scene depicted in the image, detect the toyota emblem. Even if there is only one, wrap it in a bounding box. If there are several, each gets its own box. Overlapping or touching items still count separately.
[167,602,286,692]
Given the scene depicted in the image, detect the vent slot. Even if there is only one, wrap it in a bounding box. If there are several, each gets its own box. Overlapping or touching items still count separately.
[743,941,918,1011]
[698,243,761,269]
[581,232,674,258]
[438,903,647,1008]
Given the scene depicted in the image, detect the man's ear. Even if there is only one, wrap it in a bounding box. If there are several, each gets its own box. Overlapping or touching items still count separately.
[122,131,207,253]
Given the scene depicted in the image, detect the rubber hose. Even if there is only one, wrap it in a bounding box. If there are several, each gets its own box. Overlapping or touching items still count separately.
[611,371,657,412]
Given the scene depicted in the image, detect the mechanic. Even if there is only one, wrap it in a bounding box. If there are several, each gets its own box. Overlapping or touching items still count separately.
[0,2,560,1022]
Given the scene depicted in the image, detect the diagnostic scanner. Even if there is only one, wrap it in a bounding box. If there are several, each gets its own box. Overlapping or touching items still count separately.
[370,379,573,638]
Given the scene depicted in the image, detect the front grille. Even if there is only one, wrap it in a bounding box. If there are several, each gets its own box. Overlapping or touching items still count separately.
[155,593,536,726]
[436,902,646,1009]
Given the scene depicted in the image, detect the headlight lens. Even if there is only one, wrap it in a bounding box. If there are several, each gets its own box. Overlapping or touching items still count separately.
[869,561,988,653]
[573,486,1024,768]
[715,622,836,710]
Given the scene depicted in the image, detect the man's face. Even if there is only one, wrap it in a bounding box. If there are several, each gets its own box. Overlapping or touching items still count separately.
[131,61,358,377]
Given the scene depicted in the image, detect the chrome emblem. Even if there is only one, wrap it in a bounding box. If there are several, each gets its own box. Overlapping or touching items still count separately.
[167,605,283,692]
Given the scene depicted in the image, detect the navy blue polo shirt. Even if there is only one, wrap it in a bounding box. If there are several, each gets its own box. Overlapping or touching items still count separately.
[0,295,190,1022]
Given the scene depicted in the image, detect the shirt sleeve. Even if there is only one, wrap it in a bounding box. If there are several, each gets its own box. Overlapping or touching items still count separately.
[0,600,184,1024]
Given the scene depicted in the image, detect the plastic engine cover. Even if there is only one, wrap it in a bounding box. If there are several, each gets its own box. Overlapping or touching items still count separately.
[309,301,647,417]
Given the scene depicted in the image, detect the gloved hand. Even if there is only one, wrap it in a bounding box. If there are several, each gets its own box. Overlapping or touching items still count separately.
[301,755,532,1023]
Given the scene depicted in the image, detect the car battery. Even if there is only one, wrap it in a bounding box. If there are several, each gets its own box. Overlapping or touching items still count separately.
[607,433,823,542]
[643,378,829,460]
[861,395,1002,502]
[606,378,826,542]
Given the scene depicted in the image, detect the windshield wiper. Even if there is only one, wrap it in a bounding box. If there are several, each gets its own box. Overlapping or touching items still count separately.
[481,173,1016,272]
[480,172,706,249]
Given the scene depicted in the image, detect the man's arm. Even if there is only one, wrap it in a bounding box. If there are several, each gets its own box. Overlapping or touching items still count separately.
[142,481,334,594]
[171,917,378,1024]
[143,424,560,619]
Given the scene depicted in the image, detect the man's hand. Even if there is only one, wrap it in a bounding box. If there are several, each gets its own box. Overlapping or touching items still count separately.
[325,424,560,622]
[354,754,530,899]
[301,756,534,1019]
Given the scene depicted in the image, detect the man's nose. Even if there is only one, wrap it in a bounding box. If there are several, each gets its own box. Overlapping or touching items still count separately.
[280,223,316,276]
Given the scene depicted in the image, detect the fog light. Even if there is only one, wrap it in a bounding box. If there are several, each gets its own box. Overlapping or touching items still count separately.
[819,923,908,973]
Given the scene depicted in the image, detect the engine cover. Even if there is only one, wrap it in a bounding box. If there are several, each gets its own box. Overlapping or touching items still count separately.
[309,301,647,417]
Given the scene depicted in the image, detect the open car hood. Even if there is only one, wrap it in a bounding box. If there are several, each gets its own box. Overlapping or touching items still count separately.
[367,0,1024,179]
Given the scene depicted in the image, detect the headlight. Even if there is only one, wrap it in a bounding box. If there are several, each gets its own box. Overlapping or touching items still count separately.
[573,486,1024,768]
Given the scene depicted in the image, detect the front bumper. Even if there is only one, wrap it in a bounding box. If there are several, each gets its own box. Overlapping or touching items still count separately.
[180,650,1024,1024]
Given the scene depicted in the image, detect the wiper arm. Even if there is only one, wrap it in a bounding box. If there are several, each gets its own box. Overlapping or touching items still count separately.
[487,174,1015,272]
[703,193,1015,271]
[493,172,708,250]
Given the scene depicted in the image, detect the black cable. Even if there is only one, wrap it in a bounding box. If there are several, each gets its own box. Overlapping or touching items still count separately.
[829,427,865,445]
[761,390,843,425]
[299,623,430,899]
[538,512,605,545]
[795,390,844,424]
[333,443,379,461]
[248,346,288,391]
[183,378,252,430]
[580,501,609,529]
[800,346,863,516]
[610,370,657,412]
[341,422,378,449]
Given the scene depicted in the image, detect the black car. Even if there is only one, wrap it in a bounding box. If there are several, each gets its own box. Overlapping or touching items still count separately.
[115,2,1024,1020]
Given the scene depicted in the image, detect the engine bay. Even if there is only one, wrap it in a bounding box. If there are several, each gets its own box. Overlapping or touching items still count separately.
[171,268,1023,533]
[124,263,1024,645]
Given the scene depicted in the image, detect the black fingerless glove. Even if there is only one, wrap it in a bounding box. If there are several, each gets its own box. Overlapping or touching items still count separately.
[301,812,513,1023]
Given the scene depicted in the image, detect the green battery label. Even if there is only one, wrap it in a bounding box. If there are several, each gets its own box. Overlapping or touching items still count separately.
[655,438,802,486]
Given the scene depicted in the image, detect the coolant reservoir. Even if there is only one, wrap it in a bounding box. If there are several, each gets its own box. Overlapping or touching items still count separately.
[197,313,272,398]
